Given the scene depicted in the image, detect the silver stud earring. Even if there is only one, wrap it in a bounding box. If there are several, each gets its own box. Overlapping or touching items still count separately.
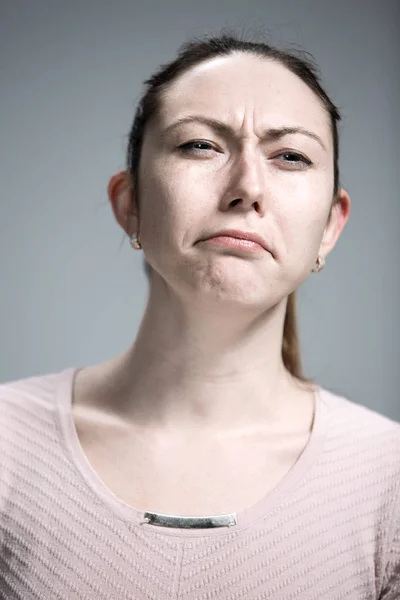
[311,256,325,273]
[130,232,142,250]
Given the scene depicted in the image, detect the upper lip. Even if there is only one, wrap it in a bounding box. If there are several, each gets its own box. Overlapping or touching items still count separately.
[204,229,272,254]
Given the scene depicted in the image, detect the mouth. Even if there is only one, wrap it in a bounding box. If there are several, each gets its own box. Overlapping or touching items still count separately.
[201,229,273,256]
[201,236,267,253]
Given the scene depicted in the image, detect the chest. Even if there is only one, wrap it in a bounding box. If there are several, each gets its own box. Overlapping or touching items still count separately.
[72,410,311,516]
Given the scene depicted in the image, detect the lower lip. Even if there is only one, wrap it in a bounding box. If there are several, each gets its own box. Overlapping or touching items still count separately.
[204,236,266,252]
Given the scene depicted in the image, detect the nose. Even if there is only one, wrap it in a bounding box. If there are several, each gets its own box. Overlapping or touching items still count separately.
[223,146,266,215]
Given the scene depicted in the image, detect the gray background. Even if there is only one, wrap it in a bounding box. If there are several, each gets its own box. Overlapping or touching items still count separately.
[1,0,399,420]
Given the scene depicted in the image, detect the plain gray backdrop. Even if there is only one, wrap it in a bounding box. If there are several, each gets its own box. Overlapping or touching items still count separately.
[1,0,399,420]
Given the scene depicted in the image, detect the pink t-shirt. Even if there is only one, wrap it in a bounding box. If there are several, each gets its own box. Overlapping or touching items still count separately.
[0,367,399,599]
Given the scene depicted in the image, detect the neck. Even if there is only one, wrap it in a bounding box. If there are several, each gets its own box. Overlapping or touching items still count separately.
[86,276,313,436]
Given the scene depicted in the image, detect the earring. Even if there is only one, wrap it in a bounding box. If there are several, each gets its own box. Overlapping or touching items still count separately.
[311,256,325,273]
[130,232,142,250]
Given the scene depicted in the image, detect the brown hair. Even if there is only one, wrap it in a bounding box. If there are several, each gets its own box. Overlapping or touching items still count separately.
[125,31,342,387]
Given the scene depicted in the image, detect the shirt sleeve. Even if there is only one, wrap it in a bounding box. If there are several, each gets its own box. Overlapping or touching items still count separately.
[379,484,400,599]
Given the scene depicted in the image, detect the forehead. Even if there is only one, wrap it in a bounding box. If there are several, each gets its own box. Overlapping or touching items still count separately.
[156,53,331,144]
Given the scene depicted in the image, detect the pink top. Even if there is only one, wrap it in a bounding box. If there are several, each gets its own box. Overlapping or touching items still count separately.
[0,366,399,599]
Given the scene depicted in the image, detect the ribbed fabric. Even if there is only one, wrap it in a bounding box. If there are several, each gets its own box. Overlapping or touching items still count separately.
[0,367,399,599]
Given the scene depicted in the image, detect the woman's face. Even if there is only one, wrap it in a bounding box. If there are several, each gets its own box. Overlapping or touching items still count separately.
[135,53,346,307]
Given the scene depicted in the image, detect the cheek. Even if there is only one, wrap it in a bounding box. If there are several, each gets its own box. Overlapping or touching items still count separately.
[137,162,202,251]
[273,181,332,261]
[141,153,212,219]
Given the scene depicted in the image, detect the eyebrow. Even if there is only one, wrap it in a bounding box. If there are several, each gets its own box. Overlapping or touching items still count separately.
[163,115,327,151]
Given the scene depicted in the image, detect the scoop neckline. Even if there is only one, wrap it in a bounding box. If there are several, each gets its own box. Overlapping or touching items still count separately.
[55,366,329,538]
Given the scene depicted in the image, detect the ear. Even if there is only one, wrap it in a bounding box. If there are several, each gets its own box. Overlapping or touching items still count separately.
[318,188,351,259]
[107,170,139,235]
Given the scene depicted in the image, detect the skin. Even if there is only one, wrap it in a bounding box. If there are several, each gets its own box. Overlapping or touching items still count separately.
[81,53,351,442]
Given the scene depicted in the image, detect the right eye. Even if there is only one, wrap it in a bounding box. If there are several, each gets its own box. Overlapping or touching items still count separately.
[177,141,216,154]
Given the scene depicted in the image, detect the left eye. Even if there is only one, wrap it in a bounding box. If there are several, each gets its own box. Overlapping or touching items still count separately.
[277,152,311,165]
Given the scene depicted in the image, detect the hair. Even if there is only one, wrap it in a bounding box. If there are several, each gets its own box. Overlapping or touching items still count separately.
[125,31,342,388]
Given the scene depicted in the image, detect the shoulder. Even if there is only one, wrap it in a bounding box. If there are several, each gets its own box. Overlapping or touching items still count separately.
[319,384,400,490]
[0,368,77,442]
[0,368,72,408]
[320,384,400,437]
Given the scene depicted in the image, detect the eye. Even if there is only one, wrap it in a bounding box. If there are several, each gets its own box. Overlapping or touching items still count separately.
[177,141,217,154]
[274,151,312,168]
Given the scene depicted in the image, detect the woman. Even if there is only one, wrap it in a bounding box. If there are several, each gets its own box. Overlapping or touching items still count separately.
[1,33,399,599]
